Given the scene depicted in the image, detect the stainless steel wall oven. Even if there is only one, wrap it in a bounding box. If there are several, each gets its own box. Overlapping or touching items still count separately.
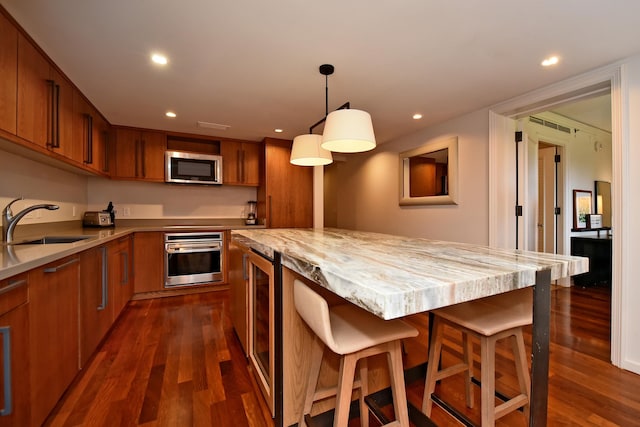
[164,232,224,288]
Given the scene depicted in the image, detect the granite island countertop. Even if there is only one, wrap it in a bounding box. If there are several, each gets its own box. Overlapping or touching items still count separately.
[231,228,589,319]
[1,218,264,280]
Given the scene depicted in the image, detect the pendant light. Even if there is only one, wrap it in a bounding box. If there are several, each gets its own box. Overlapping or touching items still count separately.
[321,109,376,153]
[289,65,334,166]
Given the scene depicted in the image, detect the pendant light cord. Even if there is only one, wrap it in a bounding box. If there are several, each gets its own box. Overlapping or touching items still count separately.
[325,73,329,117]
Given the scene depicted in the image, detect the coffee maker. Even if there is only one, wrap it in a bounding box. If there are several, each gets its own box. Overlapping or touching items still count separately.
[245,200,257,225]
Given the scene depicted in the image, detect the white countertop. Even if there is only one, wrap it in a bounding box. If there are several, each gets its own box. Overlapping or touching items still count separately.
[231,228,589,319]
[0,219,264,280]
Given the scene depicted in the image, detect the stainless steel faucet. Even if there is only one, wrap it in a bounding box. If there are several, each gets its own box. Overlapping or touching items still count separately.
[2,197,60,244]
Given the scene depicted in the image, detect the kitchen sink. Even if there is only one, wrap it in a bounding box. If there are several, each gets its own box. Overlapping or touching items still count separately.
[13,236,91,245]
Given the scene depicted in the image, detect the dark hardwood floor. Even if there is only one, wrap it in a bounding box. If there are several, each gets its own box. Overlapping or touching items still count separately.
[46,285,640,426]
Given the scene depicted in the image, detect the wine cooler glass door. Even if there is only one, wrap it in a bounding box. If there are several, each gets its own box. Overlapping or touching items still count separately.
[248,251,274,415]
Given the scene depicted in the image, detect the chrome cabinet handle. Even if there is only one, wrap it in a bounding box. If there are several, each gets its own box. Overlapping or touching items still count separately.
[0,279,27,297]
[98,247,108,311]
[43,257,79,273]
[0,326,12,416]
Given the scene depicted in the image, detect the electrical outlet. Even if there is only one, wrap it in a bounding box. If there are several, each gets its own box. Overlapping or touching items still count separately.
[122,207,131,217]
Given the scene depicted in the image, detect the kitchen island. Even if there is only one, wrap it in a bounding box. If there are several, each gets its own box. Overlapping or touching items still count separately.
[230,228,588,426]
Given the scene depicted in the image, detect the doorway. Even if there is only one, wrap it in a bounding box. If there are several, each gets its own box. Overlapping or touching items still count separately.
[488,68,623,368]
[537,142,561,254]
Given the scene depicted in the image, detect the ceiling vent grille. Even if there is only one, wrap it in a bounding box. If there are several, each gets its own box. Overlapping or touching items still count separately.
[529,116,572,134]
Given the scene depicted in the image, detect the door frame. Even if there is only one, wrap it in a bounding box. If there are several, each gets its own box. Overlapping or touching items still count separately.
[488,63,624,367]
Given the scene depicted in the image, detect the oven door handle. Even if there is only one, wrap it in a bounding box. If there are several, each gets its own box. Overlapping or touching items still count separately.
[166,242,222,254]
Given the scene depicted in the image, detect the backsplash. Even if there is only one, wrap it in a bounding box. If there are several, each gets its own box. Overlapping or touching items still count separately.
[0,149,88,224]
[87,178,257,220]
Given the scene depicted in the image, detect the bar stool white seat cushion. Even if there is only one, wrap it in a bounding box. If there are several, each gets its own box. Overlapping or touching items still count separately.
[294,279,418,355]
[434,288,532,336]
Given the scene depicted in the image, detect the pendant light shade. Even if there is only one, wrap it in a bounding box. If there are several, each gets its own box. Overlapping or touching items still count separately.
[321,109,376,153]
[290,134,333,166]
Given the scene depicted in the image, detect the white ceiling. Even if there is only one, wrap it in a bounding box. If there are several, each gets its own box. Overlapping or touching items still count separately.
[1,0,635,143]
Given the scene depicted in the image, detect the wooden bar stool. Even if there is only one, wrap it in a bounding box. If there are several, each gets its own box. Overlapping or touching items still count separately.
[294,279,418,427]
[422,288,532,426]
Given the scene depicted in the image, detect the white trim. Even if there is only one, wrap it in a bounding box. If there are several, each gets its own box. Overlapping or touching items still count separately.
[489,63,624,368]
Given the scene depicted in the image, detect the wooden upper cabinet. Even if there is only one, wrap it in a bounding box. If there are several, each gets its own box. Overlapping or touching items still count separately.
[0,12,18,135]
[259,138,313,228]
[16,33,50,148]
[16,33,82,164]
[221,140,262,186]
[72,92,109,173]
[91,113,109,174]
[114,128,166,181]
[50,69,81,162]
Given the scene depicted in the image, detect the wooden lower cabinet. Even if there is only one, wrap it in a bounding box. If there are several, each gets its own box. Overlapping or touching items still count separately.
[109,236,133,319]
[0,274,29,427]
[29,255,80,427]
[229,241,249,354]
[79,245,111,367]
[132,232,164,294]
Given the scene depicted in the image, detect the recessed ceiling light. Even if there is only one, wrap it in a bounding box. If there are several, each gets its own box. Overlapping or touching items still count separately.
[274,128,283,133]
[413,113,423,120]
[151,53,168,65]
[166,111,176,118]
[541,56,559,67]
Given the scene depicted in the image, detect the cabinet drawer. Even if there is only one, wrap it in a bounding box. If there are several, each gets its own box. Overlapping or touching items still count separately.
[0,273,28,316]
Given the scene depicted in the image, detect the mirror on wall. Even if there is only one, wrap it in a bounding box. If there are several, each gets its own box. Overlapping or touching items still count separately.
[399,136,458,206]
[595,180,612,228]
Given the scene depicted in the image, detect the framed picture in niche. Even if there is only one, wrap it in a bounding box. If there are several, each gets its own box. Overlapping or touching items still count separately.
[573,189,592,229]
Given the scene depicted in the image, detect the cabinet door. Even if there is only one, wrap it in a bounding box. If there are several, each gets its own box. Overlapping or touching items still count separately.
[71,90,101,170]
[79,246,111,367]
[221,140,261,186]
[263,139,313,228]
[49,69,79,162]
[0,13,18,135]
[221,140,242,184]
[110,237,133,319]
[229,242,249,355]
[242,141,262,186]
[114,129,138,178]
[16,34,50,148]
[90,113,109,174]
[133,232,164,294]
[139,131,166,181]
[29,256,80,427]
[0,275,29,427]
[114,129,165,180]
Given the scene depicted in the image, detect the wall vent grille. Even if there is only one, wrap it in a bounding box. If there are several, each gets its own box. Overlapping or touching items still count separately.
[529,116,572,134]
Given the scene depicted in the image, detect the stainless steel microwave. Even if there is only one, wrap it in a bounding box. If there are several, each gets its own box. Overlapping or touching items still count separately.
[165,151,223,185]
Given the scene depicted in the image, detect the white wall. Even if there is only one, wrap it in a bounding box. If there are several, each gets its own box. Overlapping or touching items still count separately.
[621,55,640,373]
[0,149,88,223]
[327,109,489,245]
